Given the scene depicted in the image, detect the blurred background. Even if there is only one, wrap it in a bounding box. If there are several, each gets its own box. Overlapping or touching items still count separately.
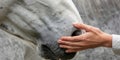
[71,0,120,60]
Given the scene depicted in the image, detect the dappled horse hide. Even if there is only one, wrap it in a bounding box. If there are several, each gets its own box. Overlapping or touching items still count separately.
[0,0,83,60]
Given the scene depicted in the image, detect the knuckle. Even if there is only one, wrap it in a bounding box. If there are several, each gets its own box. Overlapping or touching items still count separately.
[66,46,69,49]
[67,42,71,46]
[78,44,85,47]
[81,36,87,40]
[95,28,102,33]
[73,36,79,40]
[88,26,95,31]
[95,28,100,31]
[67,46,73,49]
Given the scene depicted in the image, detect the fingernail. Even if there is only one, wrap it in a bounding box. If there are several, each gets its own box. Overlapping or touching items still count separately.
[61,37,65,39]
[58,40,60,43]
[73,23,78,25]
[66,50,70,53]
[59,45,63,47]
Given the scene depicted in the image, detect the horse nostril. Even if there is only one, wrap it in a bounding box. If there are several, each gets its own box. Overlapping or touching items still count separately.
[72,30,82,36]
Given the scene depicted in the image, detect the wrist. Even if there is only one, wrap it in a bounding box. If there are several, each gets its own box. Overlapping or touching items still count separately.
[102,33,112,48]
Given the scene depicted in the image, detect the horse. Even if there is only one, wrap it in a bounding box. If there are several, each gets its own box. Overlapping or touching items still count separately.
[0,0,83,60]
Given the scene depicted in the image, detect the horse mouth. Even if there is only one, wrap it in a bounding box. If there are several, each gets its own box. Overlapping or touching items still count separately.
[40,30,82,60]
[41,44,76,60]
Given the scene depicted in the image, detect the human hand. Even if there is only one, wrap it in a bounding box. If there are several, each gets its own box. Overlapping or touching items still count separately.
[58,23,112,53]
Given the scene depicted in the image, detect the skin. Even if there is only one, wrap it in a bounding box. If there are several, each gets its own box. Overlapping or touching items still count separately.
[58,23,112,53]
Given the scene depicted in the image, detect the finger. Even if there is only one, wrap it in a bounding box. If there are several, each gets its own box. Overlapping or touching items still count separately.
[59,36,85,42]
[73,23,91,31]
[65,49,82,53]
[58,40,86,47]
[60,36,73,41]
[73,23,101,34]
[66,50,78,53]
[59,45,81,50]
[58,40,79,46]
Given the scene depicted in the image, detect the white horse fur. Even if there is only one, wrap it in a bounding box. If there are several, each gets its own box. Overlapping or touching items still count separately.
[0,0,83,60]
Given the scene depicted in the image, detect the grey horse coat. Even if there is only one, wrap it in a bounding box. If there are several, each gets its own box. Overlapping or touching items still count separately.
[0,0,83,60]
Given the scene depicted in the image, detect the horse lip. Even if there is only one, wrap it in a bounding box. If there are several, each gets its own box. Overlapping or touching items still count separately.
[41,44,57,59]
[41,44,76,60]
